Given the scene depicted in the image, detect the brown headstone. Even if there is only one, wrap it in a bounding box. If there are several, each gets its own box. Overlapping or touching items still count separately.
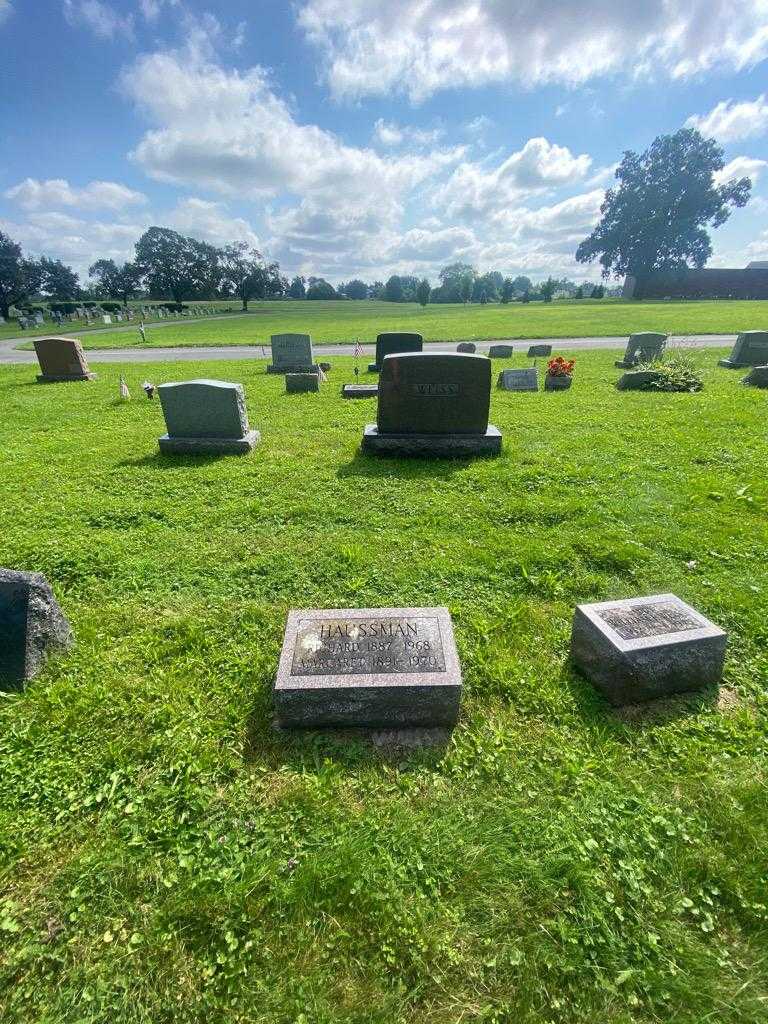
[34,337,96,382]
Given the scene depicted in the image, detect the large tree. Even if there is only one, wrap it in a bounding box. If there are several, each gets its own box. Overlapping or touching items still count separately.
[288,275,306,299]
[134,227,202,304]
[88,258,143,306]
[39,257,79,299]
[219,242,266,310]
[341,279,368,300]
[0,232,43,318]
[415,278,431,306]
[576,128,751,280]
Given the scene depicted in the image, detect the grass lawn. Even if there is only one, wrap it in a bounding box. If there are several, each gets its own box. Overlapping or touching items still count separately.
[8,298,768,350]
[1,348,767,1023]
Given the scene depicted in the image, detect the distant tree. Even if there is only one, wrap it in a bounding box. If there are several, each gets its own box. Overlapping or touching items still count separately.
[416,278,431,306]
[501,278,515,304]
[384,275,404,302]
[473,271,502,302]
[0,231,43,319]
[438,262,476,302]
[458,273,473,304]
[288,275,306,299]
[576,127,751,281]
[539,277,557,303]
[521,290,531,304]
[511,275,532,295]
[135,227,202,304]
[191,240,224,299]
[306,279,336,300]
[39,257,79,299]
[574,285,584,299]
[88,258,143,306]
[342,279,369,300]
[219,242,266,310]
[592,283,605,299]
[369,280,385,299]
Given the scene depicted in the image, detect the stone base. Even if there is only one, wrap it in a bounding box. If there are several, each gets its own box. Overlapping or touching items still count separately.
[544,375,572,390]
[342,384,378,398]
[361,424,502,457]
[286,373,319,393]
[36,372,96,382]
[718,359,748,369]
[158,430,260,454]
[266,364,318,374]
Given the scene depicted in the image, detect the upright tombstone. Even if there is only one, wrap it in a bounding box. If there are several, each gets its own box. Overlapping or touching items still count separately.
[368,332,423,373]
[497,368,538,392]
[488,344,514,358]
[158,379,259,454]
[615,332,667,369]
[457,342,476,353]
[274,606,462,728]
[267,333,316,374]
[571,594,727,706]
[362,352,501,456]
[718,331,768,368]
[742,365,768,388]
[34,337,96,382]
[527,343,552,357]
[0,569,72,690]
[286,372,319,393]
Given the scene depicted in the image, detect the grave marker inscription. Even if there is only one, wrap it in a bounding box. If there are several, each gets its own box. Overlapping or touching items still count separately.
[267,334,316,374]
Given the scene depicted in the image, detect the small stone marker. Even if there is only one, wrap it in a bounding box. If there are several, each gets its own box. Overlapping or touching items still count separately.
[286,372,319,393]
[368,332,423,373]
[0,568,72,689]
[497,368,538,392]
[527,344,552,357]
[267,333,316,374]
[457,342,476,353]
[615,332,667,369]
[488,344,514,358]
[362,352,501,456]
[158,379,259,454]
[33,336,96,382]
[742,365,768,387]
[274,606,462,728]
[616,370,662,391]
[719,331,768,368]
[571,593,727,706]
[342,384,378,399]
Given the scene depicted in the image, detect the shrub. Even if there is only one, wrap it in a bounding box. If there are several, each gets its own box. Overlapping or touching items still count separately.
[162,302,188,312]
[638,352,704,392]
[101,301,122,312]
[50,301,78,314]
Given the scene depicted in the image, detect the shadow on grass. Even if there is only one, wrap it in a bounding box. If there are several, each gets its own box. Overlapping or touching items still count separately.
[116,450,233,469]
[337,447,482,481]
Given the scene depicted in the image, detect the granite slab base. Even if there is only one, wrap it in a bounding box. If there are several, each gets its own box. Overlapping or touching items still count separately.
[362,424,501,457]
[37,372,97,382]
[342,384,378,398]
[158,430,260,454]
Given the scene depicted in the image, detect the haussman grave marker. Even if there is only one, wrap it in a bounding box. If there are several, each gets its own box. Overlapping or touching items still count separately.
[719,331,768,368]
[34,336,96,382]
[368,332,423,373]
[274,606,462,728]
[158,379,260,454]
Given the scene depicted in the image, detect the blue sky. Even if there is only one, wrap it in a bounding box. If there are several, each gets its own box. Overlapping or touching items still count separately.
[2,0,768,285]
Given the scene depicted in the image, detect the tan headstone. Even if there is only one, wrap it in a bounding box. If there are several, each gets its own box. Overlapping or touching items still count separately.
[33,337,96,382]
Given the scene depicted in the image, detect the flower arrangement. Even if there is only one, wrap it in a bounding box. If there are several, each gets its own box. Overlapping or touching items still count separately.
[547,356,575,377]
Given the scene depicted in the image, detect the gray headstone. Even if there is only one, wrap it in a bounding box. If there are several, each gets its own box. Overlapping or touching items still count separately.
[274,607,462,728]
[615,332,667,369]
[158,379,259,454]
[342,384,378,399]
[286,372,319,393]
[0,569,72,689]
[616,370,663,391]
[742,364,768,387]
[34,336,96,382]
[488,344,514,358]
[268,333,315,373]
[527,344,552,357]
[571,594,727,705]
[497,368,538,392]
[457,342,476,353]
[368,332,423,373]
[718,331,768,368]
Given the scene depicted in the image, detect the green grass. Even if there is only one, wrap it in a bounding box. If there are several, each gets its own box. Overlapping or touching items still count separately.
[1,349,767,1023]
[8,298,768,349]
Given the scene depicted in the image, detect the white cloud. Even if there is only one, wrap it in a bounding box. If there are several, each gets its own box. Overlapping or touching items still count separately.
[686,94,768,143]
[0,1,13,27]
[713,156,768,185]
[138,0,179,21]
[4,177,148,211]
[373,118,444,147]
[298,0,768,101]
[391,225,475,261]
[0,212,145,278]
[165,197,259,248]
[464,115,492,134]
[62,0,134,40]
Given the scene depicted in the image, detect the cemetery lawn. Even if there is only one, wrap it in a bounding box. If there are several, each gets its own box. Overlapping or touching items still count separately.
[9,297,768,348]
[2,347,768,1024]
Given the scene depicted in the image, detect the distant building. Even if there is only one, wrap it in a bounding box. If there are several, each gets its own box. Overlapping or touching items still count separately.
[624,265,768,299]
[746,261,768,269]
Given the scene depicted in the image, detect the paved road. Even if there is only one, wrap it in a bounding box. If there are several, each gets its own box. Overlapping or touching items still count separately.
[0,333,735,365]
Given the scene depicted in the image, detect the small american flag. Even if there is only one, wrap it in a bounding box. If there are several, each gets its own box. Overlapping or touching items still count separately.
[354,339,363,358]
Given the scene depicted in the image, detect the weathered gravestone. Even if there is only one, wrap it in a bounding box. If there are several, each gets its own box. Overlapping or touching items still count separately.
[342,384,378,399]
[274,606,462,728]
[267,333,316,374]
[34,336,96,382]
[718,331,768,368]
[158,379,259,454]
[102,315,112,325]
[368,332,423,373]
[742,365,768,388]
[286,372,319,393]
[362,352,502,456]
[488,344,514,358]
[457,342,476,353]
[497,368,538,392]
[0,569,72,690]
[616,370,662,391]
[615,332,667,368]
[570,593,727,706]
[527,344,552,357]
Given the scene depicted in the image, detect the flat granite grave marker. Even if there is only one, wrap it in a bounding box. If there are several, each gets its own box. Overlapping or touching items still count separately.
[286,372,319,393]
[34,336,96,382]
[362,352,501,456]
[274,606,462,728]
[342,383,378,399]
[488,344,514,358]
[497,368,538,392]
[742,365,768,387]
[368,332,423,373]
[158,379,259,454]
[527,344,552,357]
[719,331,768,368]
[267,333,316,374]
[615,332,667,369]
[571,593,727,706]
[0,568,72,689]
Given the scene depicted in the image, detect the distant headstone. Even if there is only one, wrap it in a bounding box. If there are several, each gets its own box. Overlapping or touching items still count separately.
[342,384,378,399]
[0,568,72,690]
[527,343,552,357]
[615,332,667,368]
[616,370,663,391]
[457,342,476,353]
[718,331,768,368]
[368,332,423,373]
[158,379,259,454]
[286,372,319,393]
[34,336,96,382]
[267,333,316,374]
[274,606,462,728]
[497,368,538,392]
[362,352,501,456]
[488,344,514,358]
[102,315,112,325]
[34,312,44,325]
[742,365,768,388]
[571,594,727,705]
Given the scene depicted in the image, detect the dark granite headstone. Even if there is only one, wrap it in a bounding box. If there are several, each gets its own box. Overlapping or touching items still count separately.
[457,342,476,353]
[527,344,552,357]
[488,344,514,358]
[342,384,378,399]
[368,332,423,373]
[616,370,663,391]
[615,332,667,369]
[571,593,727,705]
[274,606,462,728]
[742,365,768,387]
[158,379,259,454]
[362,352,501,455]
[267,334,315,374]
[286,372,319,393]
[719,331,768,368]
[0,569,72,689]
[497,368,538,392]
[34,337,96,382]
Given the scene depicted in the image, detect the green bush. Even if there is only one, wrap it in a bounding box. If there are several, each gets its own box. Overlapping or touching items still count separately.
[100,301,122,312]
[638,352,704,392]
[49,301,78,314]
